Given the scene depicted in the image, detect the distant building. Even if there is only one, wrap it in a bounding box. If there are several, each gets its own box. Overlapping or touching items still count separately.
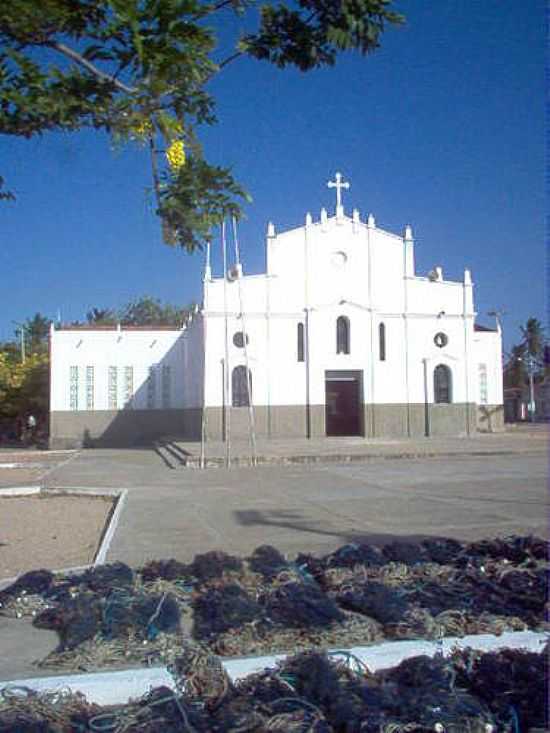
[49,175,504,448]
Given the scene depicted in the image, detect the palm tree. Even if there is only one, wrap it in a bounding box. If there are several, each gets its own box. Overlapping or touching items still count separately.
[520,317,545,359]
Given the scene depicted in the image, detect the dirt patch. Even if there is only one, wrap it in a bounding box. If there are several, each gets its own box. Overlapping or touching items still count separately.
[0,494,115,579]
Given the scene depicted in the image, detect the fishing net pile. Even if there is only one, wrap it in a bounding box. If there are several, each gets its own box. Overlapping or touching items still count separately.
[0,645,547,732]
[0,535,547,668]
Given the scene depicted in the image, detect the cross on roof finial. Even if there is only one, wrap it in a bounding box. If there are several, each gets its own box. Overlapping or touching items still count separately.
[327,172,350,215]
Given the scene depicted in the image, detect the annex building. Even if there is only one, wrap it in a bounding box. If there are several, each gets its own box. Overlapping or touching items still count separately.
[49,175,504,448]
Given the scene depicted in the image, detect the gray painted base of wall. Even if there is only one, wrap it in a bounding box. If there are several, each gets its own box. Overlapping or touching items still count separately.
[476,404,505,432]
[50,403,496,448]
[204,403,479,440]
[49,409,198,449]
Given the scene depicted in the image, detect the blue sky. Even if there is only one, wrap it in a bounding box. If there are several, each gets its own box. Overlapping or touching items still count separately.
[0,0,543,354]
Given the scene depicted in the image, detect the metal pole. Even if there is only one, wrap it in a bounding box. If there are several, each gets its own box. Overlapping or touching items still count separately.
[20,328,26,364]
[422,358,430,437]
[232,217,257,466]
[199,313,207,469]
[304,222,311,438]
[221,221,231,468]
[528,356,536,422]
[529,371,535,422]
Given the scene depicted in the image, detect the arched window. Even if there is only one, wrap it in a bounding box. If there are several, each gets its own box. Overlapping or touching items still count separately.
[336,316,350,354]
[379,322,386,361]
[434,364,452,404]
[232,365,252,407]
[297,322,305,362]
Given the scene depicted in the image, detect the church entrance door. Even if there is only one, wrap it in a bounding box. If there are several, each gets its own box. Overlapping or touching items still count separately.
[325,370,363,436]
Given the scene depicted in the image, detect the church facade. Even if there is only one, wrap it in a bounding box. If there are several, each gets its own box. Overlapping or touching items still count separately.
[49,177,504,448]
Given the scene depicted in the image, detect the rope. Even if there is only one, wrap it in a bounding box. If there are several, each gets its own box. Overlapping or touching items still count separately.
[232,215,257,466]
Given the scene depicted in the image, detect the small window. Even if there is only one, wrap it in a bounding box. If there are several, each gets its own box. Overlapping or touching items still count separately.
[70,366,79,411]
[297,323,305,362]
[478,363,488,404]
[232,365,252,407]
[379,323,386,361]
[233,331,249,348]
[123,366,133,409]
[108,366,118,410]
[336,316,350,354]
[85,366,94,410]
[434,364,452,404]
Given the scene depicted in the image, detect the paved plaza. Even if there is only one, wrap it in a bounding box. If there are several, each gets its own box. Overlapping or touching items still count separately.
[1,426,546,566]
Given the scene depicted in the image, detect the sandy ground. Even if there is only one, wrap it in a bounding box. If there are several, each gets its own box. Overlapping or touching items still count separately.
[0,449,76,489]
[0,494,114,579]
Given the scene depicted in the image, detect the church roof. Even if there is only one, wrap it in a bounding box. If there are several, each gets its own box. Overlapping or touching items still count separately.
[55,324,182,331]
[474,323,497,333]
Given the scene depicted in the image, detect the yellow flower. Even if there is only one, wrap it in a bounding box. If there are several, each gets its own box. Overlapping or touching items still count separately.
[166,140,186,170]
[131,119,154,139]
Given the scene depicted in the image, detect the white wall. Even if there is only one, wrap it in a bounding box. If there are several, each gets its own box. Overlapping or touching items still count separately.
[472,329,504,405]
[50,328,185,411]
[181,316,205,409]
[202,211,490,409]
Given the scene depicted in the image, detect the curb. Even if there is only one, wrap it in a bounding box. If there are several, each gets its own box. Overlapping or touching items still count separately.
[0,630,546,706]
[178,448,545,469]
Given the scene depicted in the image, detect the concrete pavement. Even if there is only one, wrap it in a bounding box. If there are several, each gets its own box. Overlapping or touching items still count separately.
[156,425,547,467]
[38,429,548,568]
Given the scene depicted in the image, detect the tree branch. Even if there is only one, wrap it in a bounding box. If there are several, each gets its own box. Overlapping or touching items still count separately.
[218,50,242,69]
[48,41,137,95]
[213,0,238,10]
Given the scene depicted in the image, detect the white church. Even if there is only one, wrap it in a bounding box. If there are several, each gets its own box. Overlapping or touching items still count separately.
[49,174,504,448]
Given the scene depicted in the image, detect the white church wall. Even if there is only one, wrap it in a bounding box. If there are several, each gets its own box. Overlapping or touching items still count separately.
[181,317,205,409]
[50,328,185,412]
[205,274,270,314]
[404,316,474,404]
[472,331,503,406]
[203,313,272,408]
[265,216,410,313]
[371,316,409,404]
[369,229,407,313]
[472,328,504,431]
[406,278,469,317]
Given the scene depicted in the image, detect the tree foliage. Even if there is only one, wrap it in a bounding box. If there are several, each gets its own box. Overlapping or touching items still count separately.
[520,317,544,359]
[504,318,547,390]
[22,312,51,353]
[86,307,118,325]
[0,175,14,200]
[0,0,403,250]
[118,295,190,326]
[0,351,49,422]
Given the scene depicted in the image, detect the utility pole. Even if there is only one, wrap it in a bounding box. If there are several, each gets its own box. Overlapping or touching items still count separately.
[12,321,26,364]
[517,352,538,422]
[525,354,537,422]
